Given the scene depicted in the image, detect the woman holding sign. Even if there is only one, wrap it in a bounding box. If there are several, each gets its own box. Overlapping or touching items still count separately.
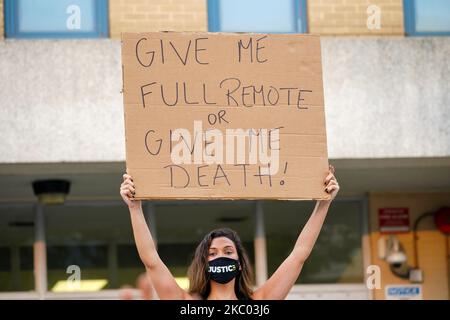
[120,165,339,300]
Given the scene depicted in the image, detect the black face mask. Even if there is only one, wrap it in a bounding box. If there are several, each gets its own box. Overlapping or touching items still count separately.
[208,257,240,284]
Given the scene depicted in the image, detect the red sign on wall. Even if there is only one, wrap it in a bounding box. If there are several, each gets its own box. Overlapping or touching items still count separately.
[379,208,410,234]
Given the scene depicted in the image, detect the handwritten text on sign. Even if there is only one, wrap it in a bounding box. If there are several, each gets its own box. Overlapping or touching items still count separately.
[122,32,329,200]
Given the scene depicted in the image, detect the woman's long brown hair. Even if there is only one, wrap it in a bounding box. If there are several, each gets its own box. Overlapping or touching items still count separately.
[187,228,254,300]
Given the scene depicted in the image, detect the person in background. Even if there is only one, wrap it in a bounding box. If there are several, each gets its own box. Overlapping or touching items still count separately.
[136,272,156,300]
[118,273,155,300]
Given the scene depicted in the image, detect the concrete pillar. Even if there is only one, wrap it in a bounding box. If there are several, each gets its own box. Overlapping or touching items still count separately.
[254,201,268,287]
[33,203,47,298]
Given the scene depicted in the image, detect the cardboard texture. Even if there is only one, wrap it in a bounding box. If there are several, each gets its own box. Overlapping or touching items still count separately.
[121,32,330,200]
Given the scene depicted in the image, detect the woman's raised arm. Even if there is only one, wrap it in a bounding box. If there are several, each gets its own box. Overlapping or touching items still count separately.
[252,166,339,300]
[120,173,192,300]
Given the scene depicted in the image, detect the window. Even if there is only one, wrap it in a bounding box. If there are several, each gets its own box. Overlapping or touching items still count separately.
[47,245,109,291]
[265,200,364,284]
[208,0,307,33]
[0,206,34,292]
[404,0,450,36]
[4,0,109,38]
[45,203,135,291]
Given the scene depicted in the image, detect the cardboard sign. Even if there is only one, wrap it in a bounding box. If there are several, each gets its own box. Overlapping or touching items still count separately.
[121,32,330,200]
[379,208,410,233]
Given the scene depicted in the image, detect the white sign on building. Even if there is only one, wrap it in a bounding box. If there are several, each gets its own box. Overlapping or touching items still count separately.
[385,285,423,300]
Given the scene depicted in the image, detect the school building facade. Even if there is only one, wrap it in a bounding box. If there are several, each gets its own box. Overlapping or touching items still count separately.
[0,0,449,300]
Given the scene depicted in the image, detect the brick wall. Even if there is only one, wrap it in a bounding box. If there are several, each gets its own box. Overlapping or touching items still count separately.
[308,0,404,35]
[0,0,409,40]
[109,0,207,39]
